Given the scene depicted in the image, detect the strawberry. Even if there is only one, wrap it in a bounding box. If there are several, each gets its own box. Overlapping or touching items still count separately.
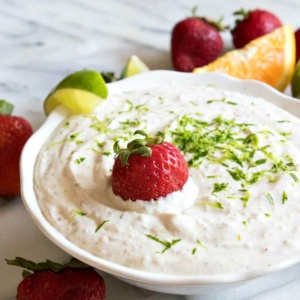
[231,9,282,49]
[6,257,106,300]
[111,130,189,201]
[295,28,300,63]
[171,7,224,72]
[0,100,33,197]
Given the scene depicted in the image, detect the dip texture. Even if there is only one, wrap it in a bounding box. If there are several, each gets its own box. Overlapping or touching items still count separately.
[34,84,300,276]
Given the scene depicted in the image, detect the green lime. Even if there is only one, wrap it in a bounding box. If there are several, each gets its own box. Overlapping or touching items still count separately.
[44,70,108,115]
[291,60,300,99]
[121,55,150,79]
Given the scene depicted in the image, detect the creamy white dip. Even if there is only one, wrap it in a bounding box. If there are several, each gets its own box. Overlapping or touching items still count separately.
[34,84,300,276]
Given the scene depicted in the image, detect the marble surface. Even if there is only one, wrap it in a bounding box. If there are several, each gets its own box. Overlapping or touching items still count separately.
[1,0,300,299]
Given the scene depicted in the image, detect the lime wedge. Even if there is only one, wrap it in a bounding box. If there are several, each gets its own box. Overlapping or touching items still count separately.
[291,60,300,99]
[121,55,150,78]
[44,70,108,115]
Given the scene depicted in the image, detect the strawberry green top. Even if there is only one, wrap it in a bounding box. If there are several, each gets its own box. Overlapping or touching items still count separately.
[34,83,300,276]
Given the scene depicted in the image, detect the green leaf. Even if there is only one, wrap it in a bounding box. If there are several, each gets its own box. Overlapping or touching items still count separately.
[100,71,118,83]
[64,257,90,269]
[0,100,14,115]
[5,257,49,272]
[22,270,33,278]
[46,260,64,273]
[114,131,164,167]
[6,257,89,274]
[6,257,58,273]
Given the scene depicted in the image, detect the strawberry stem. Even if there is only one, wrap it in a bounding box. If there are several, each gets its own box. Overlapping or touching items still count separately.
[5,257,89,278]
[202,16,228,32]
[190,6,228,32]
[233,8,250,20]
[0,100,14,115]
[113,131,164,167]
[191,6,198,17]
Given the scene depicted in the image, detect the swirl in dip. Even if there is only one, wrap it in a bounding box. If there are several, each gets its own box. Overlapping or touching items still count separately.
[34,84,300,276]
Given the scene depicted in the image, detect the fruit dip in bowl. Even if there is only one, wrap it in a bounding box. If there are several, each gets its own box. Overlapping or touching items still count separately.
[21,71,300,295]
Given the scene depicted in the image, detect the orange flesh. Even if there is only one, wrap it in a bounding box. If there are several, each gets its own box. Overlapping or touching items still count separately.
[194,25,296,92]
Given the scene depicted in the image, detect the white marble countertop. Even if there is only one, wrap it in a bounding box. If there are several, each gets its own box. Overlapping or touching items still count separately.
[1,0,300,299]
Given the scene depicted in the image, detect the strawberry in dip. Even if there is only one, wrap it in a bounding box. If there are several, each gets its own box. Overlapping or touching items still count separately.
[34,83,300,276]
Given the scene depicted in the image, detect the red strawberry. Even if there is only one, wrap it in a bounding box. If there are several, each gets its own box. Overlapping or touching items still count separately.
[231,9,282,48]
[0,100,33,197]
[111,130,189,201]
[171,8,224,72]
[6,257,106,300]
[295,28,300,63]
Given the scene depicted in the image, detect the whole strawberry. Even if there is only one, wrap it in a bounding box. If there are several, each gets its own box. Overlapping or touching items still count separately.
[111,131,189,201]
[231,8,282,48]
[0,100,33,197]
[295,28,300,63]
[171,7,224,72]
[6,257,106,300]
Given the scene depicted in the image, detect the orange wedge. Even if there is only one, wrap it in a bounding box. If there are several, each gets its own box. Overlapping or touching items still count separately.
[194,25,295,91]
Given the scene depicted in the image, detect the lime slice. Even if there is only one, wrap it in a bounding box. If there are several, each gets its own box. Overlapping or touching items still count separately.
[44,70,108,115]
[291,60,300,99]
[121,55,150,78]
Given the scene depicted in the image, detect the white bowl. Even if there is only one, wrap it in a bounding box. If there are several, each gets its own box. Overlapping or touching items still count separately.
[20,71,300,295]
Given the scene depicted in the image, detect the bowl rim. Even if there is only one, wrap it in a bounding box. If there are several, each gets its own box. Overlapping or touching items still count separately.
[20,70,300,286]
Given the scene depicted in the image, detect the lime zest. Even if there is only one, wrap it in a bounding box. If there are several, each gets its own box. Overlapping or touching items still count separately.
[95,220,109,233]
[69,209,87,224]
[145,234,181,254]
[282,191,288,204]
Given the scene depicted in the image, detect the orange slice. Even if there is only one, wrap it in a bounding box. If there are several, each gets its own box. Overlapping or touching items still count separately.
[194,25,295,91]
